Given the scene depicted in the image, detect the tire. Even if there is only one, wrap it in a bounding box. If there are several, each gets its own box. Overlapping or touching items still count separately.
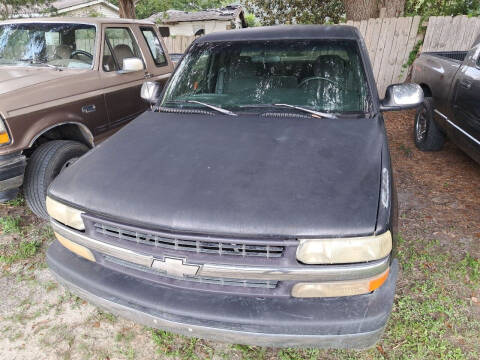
[24,140,88,219]
[414,97,445,151]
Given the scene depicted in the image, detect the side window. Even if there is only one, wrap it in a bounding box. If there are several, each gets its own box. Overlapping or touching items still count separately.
[75,28,96,56]
[140,27,167,66]
[103,27,142,72]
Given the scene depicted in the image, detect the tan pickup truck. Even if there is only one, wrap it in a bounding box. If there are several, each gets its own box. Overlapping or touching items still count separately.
[0,17,173,218]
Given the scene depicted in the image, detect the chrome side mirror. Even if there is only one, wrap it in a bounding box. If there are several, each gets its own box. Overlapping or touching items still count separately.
[119,57,144,73]
[380,83,424,111]
[141,81,162,105]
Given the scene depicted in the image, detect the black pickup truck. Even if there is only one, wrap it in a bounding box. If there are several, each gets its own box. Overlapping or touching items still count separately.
[45,26,423,348]
[412,36,480,164]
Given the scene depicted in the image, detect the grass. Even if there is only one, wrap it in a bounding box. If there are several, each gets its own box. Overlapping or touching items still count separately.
[151,329,214,359]
[399,143,413,158]
[5,194,25,207]
[0,240,41,264]
[0,215,22,234]
[0,221,54,267]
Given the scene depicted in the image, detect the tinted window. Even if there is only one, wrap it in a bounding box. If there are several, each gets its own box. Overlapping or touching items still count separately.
[141,27,167,66]
[103,27,142,72]
[161,40,370,113]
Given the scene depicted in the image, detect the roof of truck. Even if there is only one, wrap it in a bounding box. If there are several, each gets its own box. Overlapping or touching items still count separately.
[196,25,361,43]
[0,17,154,26]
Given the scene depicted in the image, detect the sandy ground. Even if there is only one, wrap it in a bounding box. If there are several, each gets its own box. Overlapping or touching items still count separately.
[0,110,479,360]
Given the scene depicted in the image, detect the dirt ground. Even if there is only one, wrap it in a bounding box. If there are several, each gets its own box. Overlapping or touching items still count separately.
[0,110,479,360]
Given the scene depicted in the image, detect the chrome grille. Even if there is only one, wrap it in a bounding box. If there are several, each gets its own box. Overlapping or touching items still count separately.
[103,255,278,289]
[94,222,285,258]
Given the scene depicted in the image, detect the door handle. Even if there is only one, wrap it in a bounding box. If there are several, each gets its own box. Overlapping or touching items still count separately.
[81,104,96,114]
[460,79,472,89]
[144,72,153,79]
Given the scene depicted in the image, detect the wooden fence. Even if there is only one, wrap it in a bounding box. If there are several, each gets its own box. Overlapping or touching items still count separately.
[422,15,480,52]
[162,36,195,54]
[346,16,421,96]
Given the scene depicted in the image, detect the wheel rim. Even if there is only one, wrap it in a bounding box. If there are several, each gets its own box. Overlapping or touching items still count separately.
[416,108,428,143]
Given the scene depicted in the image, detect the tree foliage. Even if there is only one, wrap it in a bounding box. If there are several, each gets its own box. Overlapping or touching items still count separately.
[112,0,229,19]
[0,0,52,20]
[245,0,345,25]
[405,0,480,17]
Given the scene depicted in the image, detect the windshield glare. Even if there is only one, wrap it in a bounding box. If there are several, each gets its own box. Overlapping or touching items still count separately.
[161,40,371,114]
[0,23,96,69]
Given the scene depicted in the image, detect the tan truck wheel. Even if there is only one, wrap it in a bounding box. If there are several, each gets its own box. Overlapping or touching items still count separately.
[24,140,88,219]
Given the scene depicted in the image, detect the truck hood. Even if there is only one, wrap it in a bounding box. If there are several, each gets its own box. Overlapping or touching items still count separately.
[0,66,91,114]
[49,112,384,238]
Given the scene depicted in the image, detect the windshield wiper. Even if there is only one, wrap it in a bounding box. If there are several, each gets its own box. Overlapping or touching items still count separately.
[165,100,237,116]
[240,104,337,119]
[272,104,336,119]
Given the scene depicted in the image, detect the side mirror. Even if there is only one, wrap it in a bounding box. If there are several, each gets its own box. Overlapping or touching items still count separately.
[380,83,424,111]
[141,81,163,105]
[119,57,144,73]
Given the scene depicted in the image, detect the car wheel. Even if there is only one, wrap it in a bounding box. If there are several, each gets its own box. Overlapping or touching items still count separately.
[414,97,445,151]
[24,140,88,219]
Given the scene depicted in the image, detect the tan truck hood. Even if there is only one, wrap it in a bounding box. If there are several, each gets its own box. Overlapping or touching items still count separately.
[0,66,94,115]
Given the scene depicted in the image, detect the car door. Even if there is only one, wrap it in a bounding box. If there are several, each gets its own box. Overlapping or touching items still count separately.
[451,45,480,148]
[100,24,148,131]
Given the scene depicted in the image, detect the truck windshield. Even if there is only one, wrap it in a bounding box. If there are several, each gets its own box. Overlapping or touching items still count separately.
[161,39,371,114]
[0,23,96,69]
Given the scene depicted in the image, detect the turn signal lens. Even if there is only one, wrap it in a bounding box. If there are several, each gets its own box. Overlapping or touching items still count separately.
[46,197,85,231]
[0,118,10,145]
[54,232,95,262]
[292,268,389,298]
[296,231,392,264]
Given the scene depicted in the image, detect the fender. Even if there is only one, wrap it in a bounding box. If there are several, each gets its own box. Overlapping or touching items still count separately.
[28,122,95,148]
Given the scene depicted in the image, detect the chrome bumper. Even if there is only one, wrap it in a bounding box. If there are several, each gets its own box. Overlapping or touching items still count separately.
[51,219,389,282]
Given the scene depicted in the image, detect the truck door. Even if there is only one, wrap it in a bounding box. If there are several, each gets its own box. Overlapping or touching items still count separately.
[137,25,172,86]
[451,46,480,149]
[100,24,148,131]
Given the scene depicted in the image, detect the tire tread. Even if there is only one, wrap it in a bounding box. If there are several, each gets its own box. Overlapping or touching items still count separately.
[24,140,88,219]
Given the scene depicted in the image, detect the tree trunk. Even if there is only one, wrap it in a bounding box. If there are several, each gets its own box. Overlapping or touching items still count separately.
[382,0,405,17]
[344,0,379,21]
[119,0,135,19]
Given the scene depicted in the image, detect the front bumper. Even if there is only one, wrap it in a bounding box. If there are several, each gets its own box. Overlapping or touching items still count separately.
[0,152,26,202]
[47,240,399,349]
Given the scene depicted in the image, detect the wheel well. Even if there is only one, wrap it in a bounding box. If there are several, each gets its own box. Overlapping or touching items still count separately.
[419,83,432,97]
[26,123,93,157]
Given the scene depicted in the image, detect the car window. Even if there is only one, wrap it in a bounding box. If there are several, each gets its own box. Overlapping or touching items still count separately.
[75,28,96,56]
[161,40,371,114]
[0,23,96,69]
[140,27,167,66]
[103,27,142,72]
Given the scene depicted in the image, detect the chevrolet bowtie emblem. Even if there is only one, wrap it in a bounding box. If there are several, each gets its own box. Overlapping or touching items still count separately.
[151,257,200,278]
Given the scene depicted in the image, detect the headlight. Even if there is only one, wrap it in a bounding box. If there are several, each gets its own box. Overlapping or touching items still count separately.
[296,231,392,264]
[0,117,11,145]
[46,196,85,231]
[292,268,389,298]
[54,232,95,262]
